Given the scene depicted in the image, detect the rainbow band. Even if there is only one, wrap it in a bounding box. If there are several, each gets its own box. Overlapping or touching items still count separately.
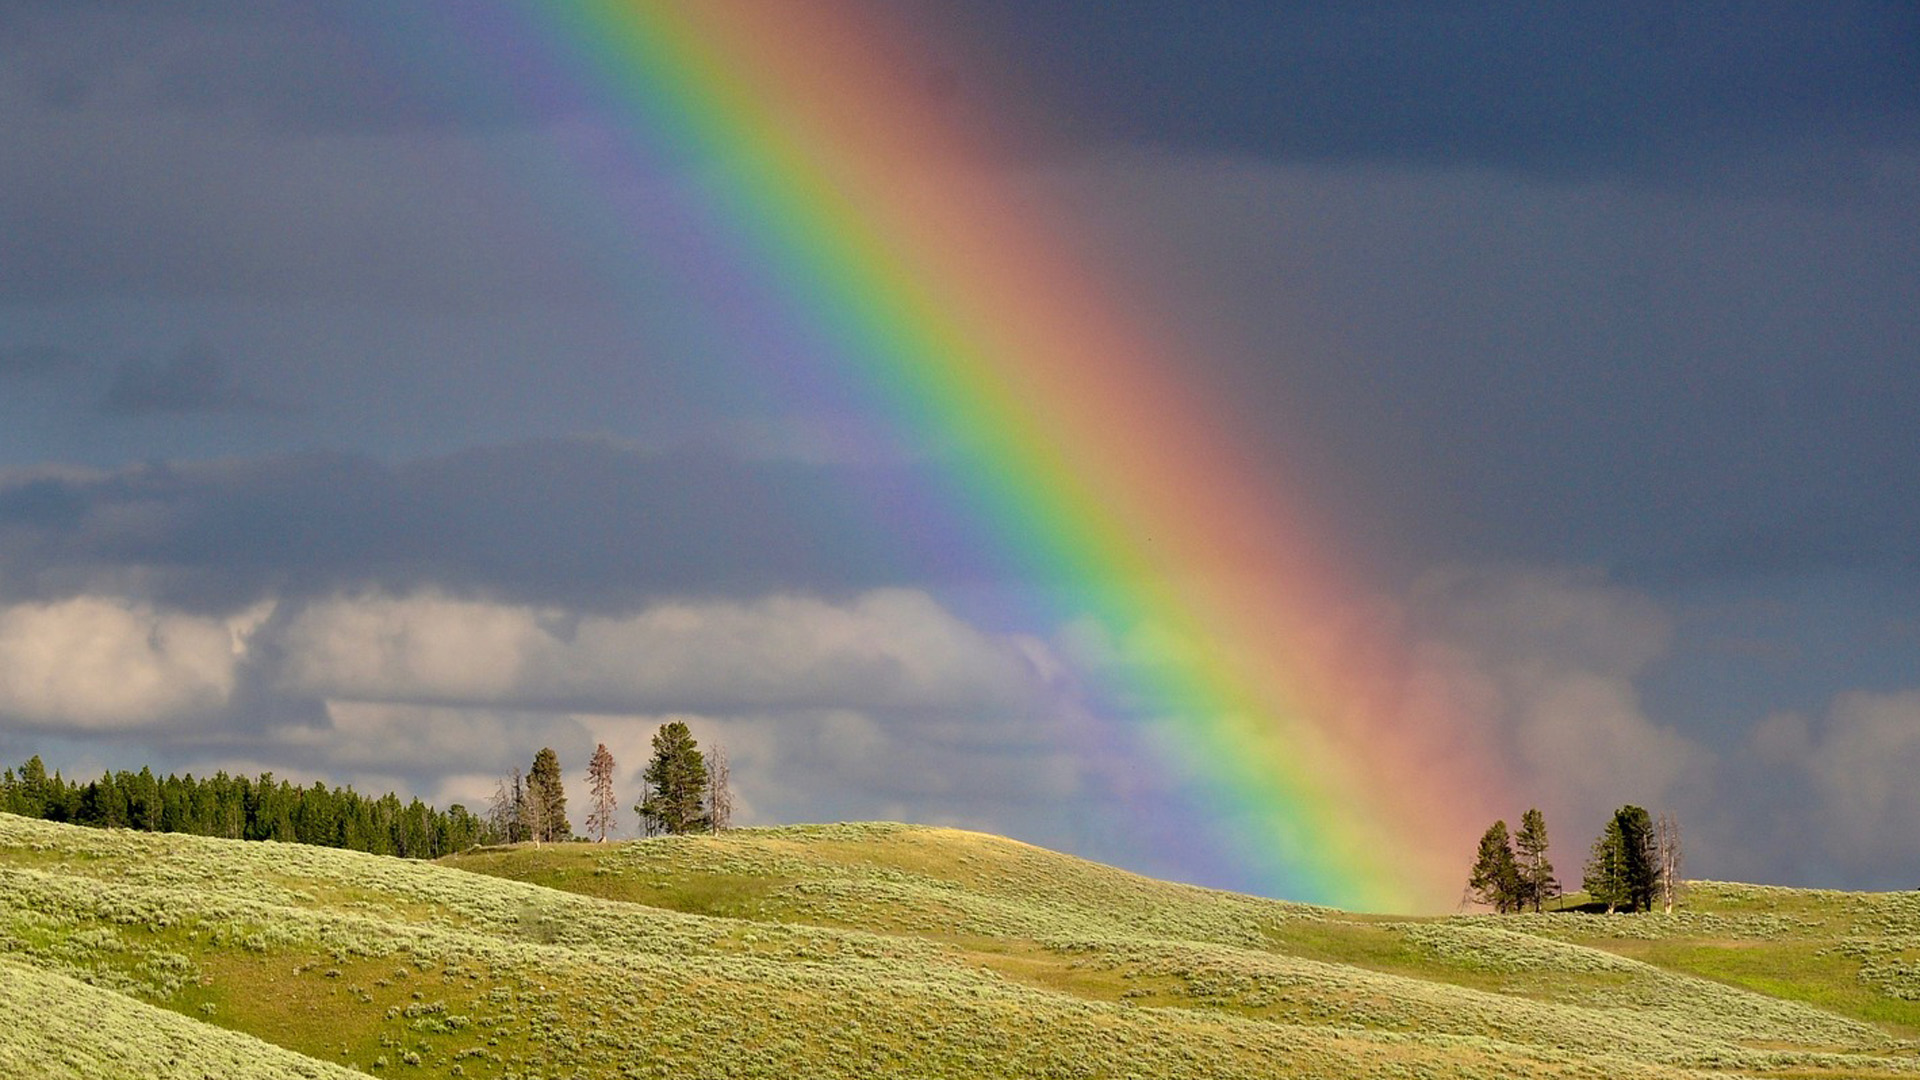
[496,1,1497,911]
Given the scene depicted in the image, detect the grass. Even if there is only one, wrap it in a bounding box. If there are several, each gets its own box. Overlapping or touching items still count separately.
[5,813,1920,1077]
[1516,887,1920,1039]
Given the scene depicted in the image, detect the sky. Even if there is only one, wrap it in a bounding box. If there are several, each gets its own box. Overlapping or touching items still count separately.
[1,1,1916,906]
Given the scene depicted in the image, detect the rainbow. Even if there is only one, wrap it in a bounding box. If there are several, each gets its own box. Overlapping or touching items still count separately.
[428,1,1505,911]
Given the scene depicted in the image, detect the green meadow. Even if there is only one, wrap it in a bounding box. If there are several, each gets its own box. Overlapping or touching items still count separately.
[4,812,1919,1078]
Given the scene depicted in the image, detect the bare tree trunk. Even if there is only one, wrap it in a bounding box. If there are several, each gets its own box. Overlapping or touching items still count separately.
[707,743,733,833]
[521,772,546,848]
[487,776,515,844]
[1656,812,1683,914]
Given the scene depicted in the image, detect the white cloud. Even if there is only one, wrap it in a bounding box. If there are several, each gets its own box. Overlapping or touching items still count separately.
[256,588,1087,843]
[0,594,243,728]
[276,593,540,703]
[281,700,592,776]
[701,706,1086,831]
[1403,567,1707,834]
[1801,690,1920,869]
[278,588,1060,714]
[1496,660,1700,817]
[1408,566,1674,679]
[255,697,1086,844]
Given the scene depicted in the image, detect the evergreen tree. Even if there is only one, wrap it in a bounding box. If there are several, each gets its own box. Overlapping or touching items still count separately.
[127,767,162,832]
[77,775,127,828]
[517,768,546,846]
[528,747,570,843]
[396,798,433,857]
[1584,804,1659,912]
[40,768,73,823]
[16,755,49,818]
[1513,808,1556,912]
[1467,819,1522,912]
[373,792,404,855]
[1619,804,1659,912]
[160,774,191,834]
[294,780,337,847]
[638,721,709,836]
[584,743,618,843]
[205,772,243,839]
[1583,816,1626,912]
[439,803,481,853]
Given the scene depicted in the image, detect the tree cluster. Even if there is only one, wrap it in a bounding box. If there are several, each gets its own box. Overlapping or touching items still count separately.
[1469,803,1684,915]
[0,755,483,858]
[485,747,580,845]
[482,727,737,845]
[1582,805,1683,913]
[1467,808,1556,912]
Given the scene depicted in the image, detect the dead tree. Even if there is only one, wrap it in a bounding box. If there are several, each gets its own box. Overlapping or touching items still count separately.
[1655,811,1684,914]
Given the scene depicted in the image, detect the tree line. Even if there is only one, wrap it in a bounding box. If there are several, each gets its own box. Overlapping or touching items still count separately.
[0,722,738,859]
[0,754,484,858]
[1469,804,1683,914]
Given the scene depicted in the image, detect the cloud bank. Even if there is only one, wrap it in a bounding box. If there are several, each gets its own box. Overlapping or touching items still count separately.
[0,595,243,729]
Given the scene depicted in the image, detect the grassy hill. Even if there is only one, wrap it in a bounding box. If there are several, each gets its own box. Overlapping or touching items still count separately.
[3,813,1919,1078]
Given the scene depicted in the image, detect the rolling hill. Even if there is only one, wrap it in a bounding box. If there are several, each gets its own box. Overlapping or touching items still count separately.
[3,811,1918,1078]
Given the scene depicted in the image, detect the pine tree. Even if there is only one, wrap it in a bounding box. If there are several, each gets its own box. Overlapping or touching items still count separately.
[528,747,570,843]
[1618,804,1659,912]
[1513,808,1556,912]
[1584,804,1658,912]
[638,721,709,836]
[1583,815,1626,912]
[439,803,481,853]
[128,767,162,832]
[16,755,48,817]
[1468,819,1522,913]
[585,743,618,843]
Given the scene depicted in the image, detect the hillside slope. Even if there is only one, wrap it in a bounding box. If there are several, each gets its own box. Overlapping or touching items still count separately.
[3,813,1917,1078]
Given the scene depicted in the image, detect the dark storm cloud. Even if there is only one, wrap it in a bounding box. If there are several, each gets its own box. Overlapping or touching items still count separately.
[99,346,283,416]
[0,110,607,309]
[0,345,77,378]
[0,1,618,309]
[0,1,551,134]
[26,2,1912,180]
[1391,340,1920,583]
[1046,154,1920,588]
[0,439,986,612]
[962,1,1919,180]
